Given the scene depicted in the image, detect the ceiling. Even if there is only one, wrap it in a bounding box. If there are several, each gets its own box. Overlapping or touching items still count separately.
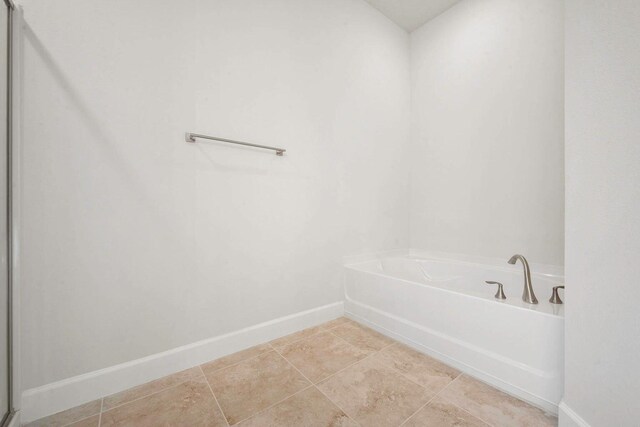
[363,0,461,32]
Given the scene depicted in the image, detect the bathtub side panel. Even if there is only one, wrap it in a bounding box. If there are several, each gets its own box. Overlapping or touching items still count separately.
[344,267,563,412]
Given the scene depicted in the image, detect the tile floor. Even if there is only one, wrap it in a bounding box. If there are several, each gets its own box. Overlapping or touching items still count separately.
[26,317,558,427]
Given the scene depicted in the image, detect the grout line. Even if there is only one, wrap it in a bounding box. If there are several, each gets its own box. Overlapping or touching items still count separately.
[326,320,396,354]
[316,336,397,385]
[270,345,314,385]
[199,365,230,427]
[432,372,463,399]
[319,318,353,331]
[425,372,497,426]
[315,327,463,427]
[311,384,362,427]
[98,398,103,426]
[268,339,367,386]
[398,393,438,427]
[269,326,327,350]
[395,363,465,426]
[313,349,375,385]
[201,346,273,375]
[100,370,205,413]
[230,385,315,425]
[329,321,396,348]
[59,410,101,427]
[56,399,104,427]
[271,343,361,426]
[366,343,461,393]
[326,329,356,346]
[437,388,495,427]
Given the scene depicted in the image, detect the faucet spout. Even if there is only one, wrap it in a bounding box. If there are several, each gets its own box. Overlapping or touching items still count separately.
[508,254,538,304]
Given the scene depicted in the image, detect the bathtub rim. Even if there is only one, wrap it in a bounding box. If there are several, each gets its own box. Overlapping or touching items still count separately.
[343,249,565,277]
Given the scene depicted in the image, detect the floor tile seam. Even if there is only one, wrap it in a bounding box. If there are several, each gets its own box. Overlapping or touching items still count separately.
[59,412,100,427]
[98,398,103,427]
[271,345,314,385]
[367,353,445,394]
[327,328,396,357]
[51,397,103,427]
[310,383,362,427]
[342,352,440,427]
[431,371,463,400]
[319,323,349,333]
[228,385,314,426]
[270,346,360,426]
[437,373,554,422]
[100,371,205,414]
[199,365,231,427]
[319,318,352,330]
[326,329,359,349]
[308,347,380,386]
[398,392,439,427]
[330,323,364,335]
[277,329,373,369]
[201,346,273,376]
[435,393,495,427]
[398,375,492,427]
[309,339,397,386]
[429,373,498,426]
[269,327,327,349]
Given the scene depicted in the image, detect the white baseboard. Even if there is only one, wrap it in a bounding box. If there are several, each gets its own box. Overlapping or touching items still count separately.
[558,400,591,427]
[21,302,344,424]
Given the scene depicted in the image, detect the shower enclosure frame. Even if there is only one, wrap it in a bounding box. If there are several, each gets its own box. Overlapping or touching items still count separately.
[1,0,15,426]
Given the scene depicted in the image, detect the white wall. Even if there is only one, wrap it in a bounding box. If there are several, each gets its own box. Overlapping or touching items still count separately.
[409,0,564,265]
[19,0,410,389]
[563,1,640,425]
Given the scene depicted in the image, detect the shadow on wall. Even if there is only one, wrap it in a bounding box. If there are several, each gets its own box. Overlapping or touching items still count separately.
[25,21,294,179]
[22,22,150,202]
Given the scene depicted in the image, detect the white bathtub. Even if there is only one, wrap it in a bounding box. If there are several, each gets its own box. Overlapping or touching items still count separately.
[344,252,564,414]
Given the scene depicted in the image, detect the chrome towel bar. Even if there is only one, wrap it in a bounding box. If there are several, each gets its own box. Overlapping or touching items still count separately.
[185,132,286,156]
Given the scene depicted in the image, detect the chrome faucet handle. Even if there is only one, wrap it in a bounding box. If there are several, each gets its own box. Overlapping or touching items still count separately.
[549,285,565,304]
[507,254,538,304]
[485,281,506,300]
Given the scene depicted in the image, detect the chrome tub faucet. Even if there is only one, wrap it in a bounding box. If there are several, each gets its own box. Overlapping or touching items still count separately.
[508,254,538,304]
[549,285,565,304]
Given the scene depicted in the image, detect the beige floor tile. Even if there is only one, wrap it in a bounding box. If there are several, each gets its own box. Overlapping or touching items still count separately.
[439,375,557,427]
[374,343,460,393]
[269,325,325,348]
[238,386,357,427]
[100,377,226,426]
[102,366,203,410]
[206,350,311,425]
[330,322,394,354]
[67,415,101,427]
[320,317,355,330]
[278,331,367,383]
[403,396,488,426]
[318,358,432,427]
[25,399,102,427]
[201,343,272,375]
